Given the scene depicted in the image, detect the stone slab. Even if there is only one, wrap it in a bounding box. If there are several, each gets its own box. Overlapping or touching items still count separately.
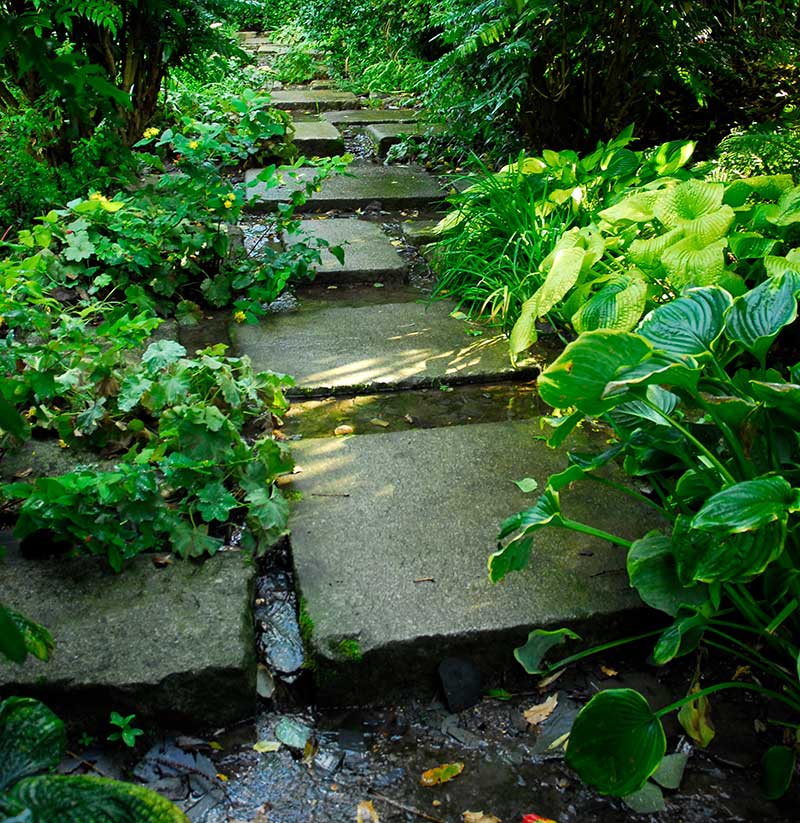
[288,420,654,702]
[291,119,345,157]
[0,544,256,728]
[365,123,445,156]
[283,218,406,284]
[402,219,440,247]
[268,89,360,111]
[245,162,444,212]
[323,109,420,126]
[232,298,523,393]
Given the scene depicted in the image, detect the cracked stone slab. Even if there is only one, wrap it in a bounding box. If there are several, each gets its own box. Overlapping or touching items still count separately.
[291,119,345,157]
[268,89,360,111]
[231,298,522,393]
[283,218,406,285]
[287,420,654,702]
[245,162,444,212]
[322,109,420,126]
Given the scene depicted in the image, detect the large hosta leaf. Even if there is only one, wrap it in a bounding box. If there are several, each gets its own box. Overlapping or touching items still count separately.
[767,185,800,226]
[9,775,189,823]
[725,271,800,361]
[764,252,800,278]
[653,180,725,228]
[572,272,647,333]
[0,698,65,791]
[566,689,666,797]
[724,174,795,207]
[748,381,800,422]
[661,235,727,288]
[611,385,680,430]
[599,191,659,225]
[693,477,800,533]
[628,228,684,271]
[636,286,732,360]
[727,232,779,260]
[537,331,653,415]
[3,608,54,663]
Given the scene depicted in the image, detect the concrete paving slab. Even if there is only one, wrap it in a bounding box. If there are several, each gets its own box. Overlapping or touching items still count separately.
[284,218,406,284]
[365,123,445,156]
[323,109,420,126]
[291,119,344,157]
[232,298,522,393]
[287,420,655,702]
[268,89,360,111]
[0,544,255,727]
[402,219,441,247]
[245,162,444,212]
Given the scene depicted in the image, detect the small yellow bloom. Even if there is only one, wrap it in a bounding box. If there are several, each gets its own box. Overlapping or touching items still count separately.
[143,127,159,139]
[89,192,104,201]
[189,140,199,150]
[24,407,36,419]
[223,200,233,209]
[233,311,246,323]
[58,439,68,449]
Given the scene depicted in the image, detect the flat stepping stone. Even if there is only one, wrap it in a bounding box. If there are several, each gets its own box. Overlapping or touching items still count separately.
[232,298,522,393]
[268,89,360,111]
[402,218,440,247]
[365,123,445,156]
[291,119,344,157]
[283,219,406,284]
[245,162,443,212]
[287,420,651,702]
[323,109,420,126]
[0,544,255,727]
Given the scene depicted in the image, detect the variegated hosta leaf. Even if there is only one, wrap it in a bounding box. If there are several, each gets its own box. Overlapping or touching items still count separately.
[661,235,727,288]
[598,190,660,224]
[572,272,647,333]
[764,253,800,278]
[653,180,725,227]
[766,185,800,226]
[628,227,685,270]
[0,698,65,792]
[9,775,189,823]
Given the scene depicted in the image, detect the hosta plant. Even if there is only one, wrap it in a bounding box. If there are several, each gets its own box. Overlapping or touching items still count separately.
[492,274,800,800]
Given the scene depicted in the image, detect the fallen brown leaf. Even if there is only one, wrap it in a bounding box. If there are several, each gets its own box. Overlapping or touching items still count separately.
[420,762,464,786]
[463,812,501,823]
[523,693,558,726]
[356,799,380,822]
[600,665,618,677]
[537,669,565,690]
[151,555,173,568]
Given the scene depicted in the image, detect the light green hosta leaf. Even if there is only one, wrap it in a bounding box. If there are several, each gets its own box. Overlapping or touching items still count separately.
[598,191,659,224]
[693,477,800,533]
[680,205,735,245]
[0,698,65,792]
[725,271,800,361]
[764,254,800,278]
[661,235,727,288]
[766,185,800,226]
[537,330,653,415]
[724,174,795,207]
[627,532,707,617]
[497,156,547,176]
[10,775,189,823]
[636,286,732,359]
[566,689,666,797]
[728,232,779,260]
[514,627,579,674]
[653,179,725,228]
[572,272,647,333]
[628,227,685,270]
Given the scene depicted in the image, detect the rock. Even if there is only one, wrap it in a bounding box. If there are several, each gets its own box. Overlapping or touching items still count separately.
[274,717,313,751]
[313,746,343,773]
[438,658,483,713]
[254,572,305,683]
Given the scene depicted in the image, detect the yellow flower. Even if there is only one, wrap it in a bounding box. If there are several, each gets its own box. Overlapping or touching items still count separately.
[143,127,159,139]
[223,200,234,209]
[58,439,68,449]
[189,140,199,150]
[89,192,104,201]
[24,407,36,419]
[233,311,246,323]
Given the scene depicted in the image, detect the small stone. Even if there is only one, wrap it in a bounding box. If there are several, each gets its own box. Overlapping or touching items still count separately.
[256,664,275,699]
[438,657,482,713]
[274,717,313,751]
[313,746,343,773]
[334,424,354,436]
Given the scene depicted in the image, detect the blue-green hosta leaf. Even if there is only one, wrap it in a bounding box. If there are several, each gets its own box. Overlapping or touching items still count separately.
[572,272,647,333]
[693,476,800,533]
[514,627,580,674]
[566,689,666,797]
[604,350,700,397]
[141,340,187,372]
[628,227,685,270]
[538,331,653,415]
[766,185,800,226]
[599,191,659,225]
[661,235,727,288]
[725,271,800,361]
[764,253,800,278]
[637,286,732,360]
[9,775,188,823]
[0,698,65,791]
[728,232,779,260]
[627,532,707,616]
[653,180,725,228]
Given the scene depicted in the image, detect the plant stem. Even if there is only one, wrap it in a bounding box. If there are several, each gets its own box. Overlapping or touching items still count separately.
[655,680,800,717]
[539,629,664,673]
[560,517,632,549]
[585,473,666,514]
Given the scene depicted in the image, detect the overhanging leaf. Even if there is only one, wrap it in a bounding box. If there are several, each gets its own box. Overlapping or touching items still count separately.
[514,628,580,675]
[0,698,65,791]
[692,477,800,533]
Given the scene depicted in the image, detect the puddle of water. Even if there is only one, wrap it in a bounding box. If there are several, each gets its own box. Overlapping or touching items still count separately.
[282,382,546,439]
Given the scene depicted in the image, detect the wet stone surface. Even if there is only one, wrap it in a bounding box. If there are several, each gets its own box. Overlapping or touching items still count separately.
[255,571,305,684]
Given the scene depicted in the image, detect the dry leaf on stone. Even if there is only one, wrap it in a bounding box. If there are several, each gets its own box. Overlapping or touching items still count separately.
[463,812,501,823]
[523,693,559,726]
[253,740,281,753]
[537,669,565,690]
[420,762,465,786]
[600,665,618,677]
[334,424,354,436]
[546,732,570,751]
[356,800,380,822]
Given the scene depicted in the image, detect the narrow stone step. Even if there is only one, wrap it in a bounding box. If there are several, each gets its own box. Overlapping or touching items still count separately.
[232,297,524,394]
[323,109,420,126]
[245,162,444,212]
[269,89,360,111]
[365,123,445,156]
[0,542,255,727]
[283,218,406,285]
[286,420,652,703]
[291,119,345,157]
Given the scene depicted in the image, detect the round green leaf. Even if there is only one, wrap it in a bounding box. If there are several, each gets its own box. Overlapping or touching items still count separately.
[653,180,725,228]
[566,689,666,797]
[761,746,796,800]
[660,235,727,288]
[0,698,65,791]
[693,476,800,533]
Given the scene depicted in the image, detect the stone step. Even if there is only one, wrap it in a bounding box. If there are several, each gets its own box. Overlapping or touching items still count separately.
[245,162,444,212]
[268,89,360,111]
[323,109,420,127]
[0,541,255,728]
[291,119,345,157]
[365,123,445,156]
[231,296,525,394]
[286,420,653,703]
[283,218,406,285]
